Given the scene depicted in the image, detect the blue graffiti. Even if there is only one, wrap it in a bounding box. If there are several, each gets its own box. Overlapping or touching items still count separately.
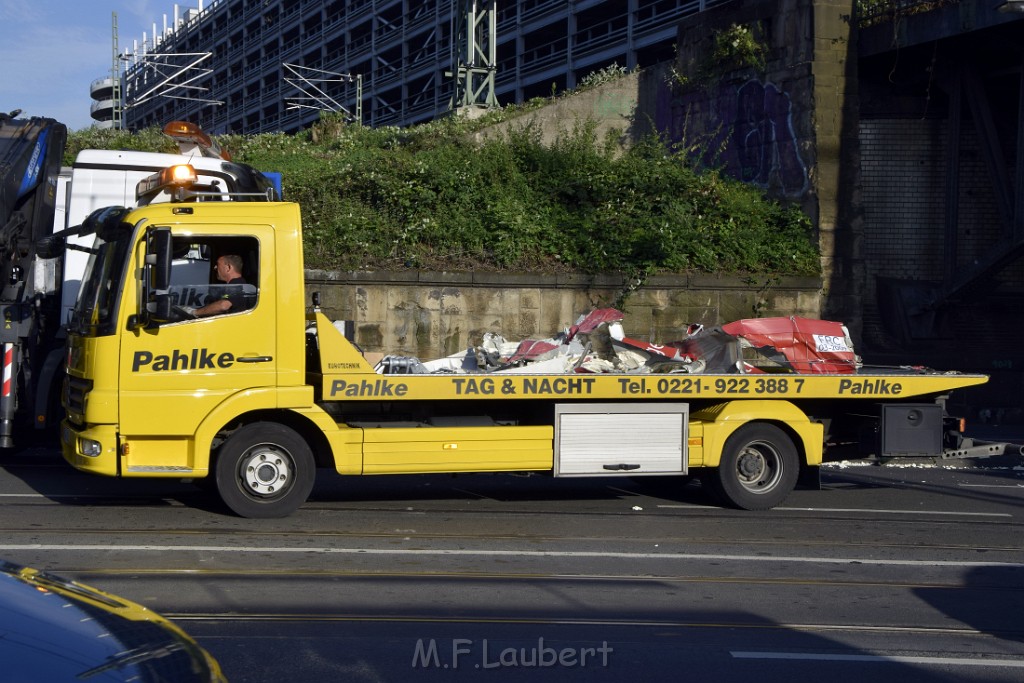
[657,79,809,198]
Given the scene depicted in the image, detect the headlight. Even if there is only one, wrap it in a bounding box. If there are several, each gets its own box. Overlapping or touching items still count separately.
[81,439,102,457]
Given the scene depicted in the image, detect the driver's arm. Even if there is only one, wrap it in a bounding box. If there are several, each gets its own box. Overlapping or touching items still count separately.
[193,298,233,317]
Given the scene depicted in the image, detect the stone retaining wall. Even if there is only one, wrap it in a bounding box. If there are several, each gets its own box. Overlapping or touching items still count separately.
[305,270,823,360]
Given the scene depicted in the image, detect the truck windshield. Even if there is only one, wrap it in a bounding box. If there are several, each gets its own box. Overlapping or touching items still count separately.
[69,213,135,337]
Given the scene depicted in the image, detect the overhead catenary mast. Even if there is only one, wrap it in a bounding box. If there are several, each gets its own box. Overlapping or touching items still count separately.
[450,0,498,115]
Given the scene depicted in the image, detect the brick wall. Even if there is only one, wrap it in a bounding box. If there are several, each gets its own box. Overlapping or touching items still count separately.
[859,119,945,346]
[859,116,1021,419]
[859,118,1014,350]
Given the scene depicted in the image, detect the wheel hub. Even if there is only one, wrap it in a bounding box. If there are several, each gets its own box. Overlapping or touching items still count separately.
[737,450,766,482]
[256,463,278,483]
[243,450,290,496]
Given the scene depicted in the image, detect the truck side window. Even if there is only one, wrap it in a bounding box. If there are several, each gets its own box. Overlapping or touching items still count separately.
[166,236,259,322]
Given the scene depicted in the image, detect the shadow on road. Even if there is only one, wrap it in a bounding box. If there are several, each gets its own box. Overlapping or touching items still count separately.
[916,564,1024,643]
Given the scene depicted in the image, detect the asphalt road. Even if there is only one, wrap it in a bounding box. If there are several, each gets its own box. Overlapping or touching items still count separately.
[1,444,1022,683]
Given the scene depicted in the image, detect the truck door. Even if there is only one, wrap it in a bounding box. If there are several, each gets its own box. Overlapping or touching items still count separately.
[116,228,275,472]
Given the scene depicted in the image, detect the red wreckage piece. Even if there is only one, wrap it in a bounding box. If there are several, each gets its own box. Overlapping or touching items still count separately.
[721,316,858,374]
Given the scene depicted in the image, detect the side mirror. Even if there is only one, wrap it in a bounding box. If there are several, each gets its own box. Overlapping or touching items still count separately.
[150,293,174,323]
[147,227,173,291]
[133,227,174,329]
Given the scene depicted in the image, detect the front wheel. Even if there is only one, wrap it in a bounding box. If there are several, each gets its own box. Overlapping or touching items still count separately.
[705,423,799,510]
[215,423,315,518]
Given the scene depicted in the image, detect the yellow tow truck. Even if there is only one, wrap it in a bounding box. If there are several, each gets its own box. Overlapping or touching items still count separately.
[59,165,1014,517]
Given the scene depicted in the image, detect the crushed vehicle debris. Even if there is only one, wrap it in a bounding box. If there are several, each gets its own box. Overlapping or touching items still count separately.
[375,309,861,376]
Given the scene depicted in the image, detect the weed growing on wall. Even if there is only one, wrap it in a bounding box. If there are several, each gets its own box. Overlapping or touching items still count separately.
[711,24,767,73]
[671,22,768,92]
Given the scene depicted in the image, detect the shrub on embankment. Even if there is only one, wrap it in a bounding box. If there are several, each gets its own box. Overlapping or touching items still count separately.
[66,112,819,281]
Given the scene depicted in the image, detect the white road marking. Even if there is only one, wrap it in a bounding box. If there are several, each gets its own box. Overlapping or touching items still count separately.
[7,491,1011,517]
[0,492,185,504]
[0,493,66,497]
[657,504,1013,518]
[0,544,1021,568]
[731,651,1024,668]
[957,483,1024,489]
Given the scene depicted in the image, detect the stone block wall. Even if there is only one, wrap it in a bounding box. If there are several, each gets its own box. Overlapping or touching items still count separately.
[654,0,861,340]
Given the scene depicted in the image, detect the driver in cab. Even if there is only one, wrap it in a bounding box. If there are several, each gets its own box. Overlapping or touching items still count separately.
[184,255,249,317]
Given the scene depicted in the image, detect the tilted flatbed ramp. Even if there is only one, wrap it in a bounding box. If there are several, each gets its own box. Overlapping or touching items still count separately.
[312,315,987,402]
[320,370,988,402]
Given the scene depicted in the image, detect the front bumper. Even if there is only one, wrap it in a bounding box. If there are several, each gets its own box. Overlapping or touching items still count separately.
[61,420,120,476]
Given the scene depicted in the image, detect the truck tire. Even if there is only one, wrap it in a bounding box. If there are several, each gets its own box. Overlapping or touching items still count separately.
[704,423,799,511]
[215,423,315,518]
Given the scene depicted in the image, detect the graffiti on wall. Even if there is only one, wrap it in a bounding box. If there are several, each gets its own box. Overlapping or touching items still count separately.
[657,79,809,198]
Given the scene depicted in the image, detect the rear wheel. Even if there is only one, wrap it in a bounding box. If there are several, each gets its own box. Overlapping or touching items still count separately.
[705,423,799,510]
[215,422,315,518]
